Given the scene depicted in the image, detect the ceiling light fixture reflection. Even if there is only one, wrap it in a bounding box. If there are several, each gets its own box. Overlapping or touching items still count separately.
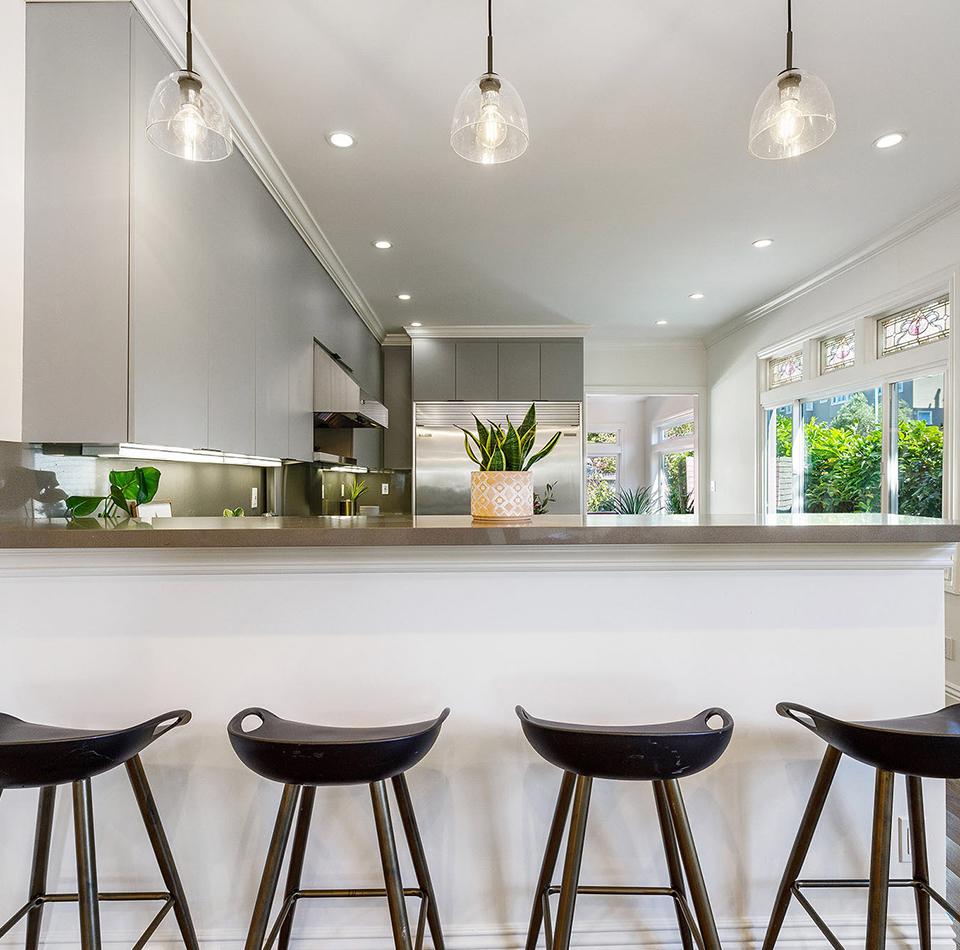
[145,0,233,162]
[397,294,412,301]
[410,322,422,327]
[373,240,393,250]
[450,0,529,165]
[748,0,836,160]
[689,292,705,300]
[656,320,669,326]
[753,238,775,248]
[327,131,355,148]
[874,132,905,149]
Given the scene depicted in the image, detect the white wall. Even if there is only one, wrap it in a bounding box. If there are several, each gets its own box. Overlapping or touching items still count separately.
[0,0,25,442]
[706,204,960,515]
[585,342,706,390]
[584,396,648,489]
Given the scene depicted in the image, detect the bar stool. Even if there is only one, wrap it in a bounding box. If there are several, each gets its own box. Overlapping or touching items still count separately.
[517,705,734,950]
[228,707,449,950]
[0,710,198,950]
[763,702,960,950]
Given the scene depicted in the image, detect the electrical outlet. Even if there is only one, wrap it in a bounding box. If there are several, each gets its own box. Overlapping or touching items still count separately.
[710,480,717,492]
[250,486,258,509]
[897,816,912,863]
[947,637,955,661]
[381,482,390,495]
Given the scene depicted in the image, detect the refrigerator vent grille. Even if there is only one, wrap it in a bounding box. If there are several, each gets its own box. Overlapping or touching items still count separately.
[414,402,581,428]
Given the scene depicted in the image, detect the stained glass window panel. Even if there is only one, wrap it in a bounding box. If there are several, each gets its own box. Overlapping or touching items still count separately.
[821,331,855,373]
[879,297,950,356]
[768,351,803,388]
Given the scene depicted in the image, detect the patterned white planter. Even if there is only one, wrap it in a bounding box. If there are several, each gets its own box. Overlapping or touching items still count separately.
[470,470,534,523]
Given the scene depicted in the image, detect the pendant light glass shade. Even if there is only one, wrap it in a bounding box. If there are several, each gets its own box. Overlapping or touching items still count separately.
[748,68,836,159]
[146,70,233,162]
[451,73,529,164]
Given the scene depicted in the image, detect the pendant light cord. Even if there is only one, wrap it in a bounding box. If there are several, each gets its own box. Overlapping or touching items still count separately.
[486,0,494,75]
[785,0,793,70]
[186,0,194,72]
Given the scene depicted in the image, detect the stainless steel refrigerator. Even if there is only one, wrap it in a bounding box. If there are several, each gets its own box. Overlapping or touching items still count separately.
[414,402,583,515]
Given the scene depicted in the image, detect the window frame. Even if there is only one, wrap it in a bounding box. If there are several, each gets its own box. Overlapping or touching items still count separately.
[585,427,622,512]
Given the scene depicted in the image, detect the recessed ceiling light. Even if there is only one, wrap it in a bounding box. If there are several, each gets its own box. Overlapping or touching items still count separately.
[752,238,774,249]
[397,293,412,301]
[689,292,705,300]
[410,322,422,327]
[874,132,905,150]
[373,240,392,250]
[656,320,668,326]
[327,131,355,149]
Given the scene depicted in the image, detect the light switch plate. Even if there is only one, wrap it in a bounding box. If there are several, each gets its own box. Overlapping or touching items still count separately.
[250,486,258,509]
[381,483,390,495]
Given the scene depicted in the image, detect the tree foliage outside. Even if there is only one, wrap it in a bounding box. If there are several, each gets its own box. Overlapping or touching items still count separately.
[586,455,617,512]
[774,393,942,516]
[664,451,694,513]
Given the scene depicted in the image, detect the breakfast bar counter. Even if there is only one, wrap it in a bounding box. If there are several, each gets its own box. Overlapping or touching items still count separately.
[0,517,956,950]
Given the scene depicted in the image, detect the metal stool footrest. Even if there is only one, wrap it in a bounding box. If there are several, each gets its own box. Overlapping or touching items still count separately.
[0,891,176,950]
[541,883,707,950]
[262,886,429,950]
[791,878,960,950]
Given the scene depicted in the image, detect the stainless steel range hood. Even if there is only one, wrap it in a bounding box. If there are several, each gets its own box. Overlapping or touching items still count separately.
[314,342,388,430]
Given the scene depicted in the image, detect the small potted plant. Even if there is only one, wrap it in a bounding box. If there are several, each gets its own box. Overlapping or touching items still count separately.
[459,405,561,523]
[340,479,367,516]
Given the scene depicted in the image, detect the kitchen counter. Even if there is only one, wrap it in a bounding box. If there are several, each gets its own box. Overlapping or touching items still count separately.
[1,512,959,549]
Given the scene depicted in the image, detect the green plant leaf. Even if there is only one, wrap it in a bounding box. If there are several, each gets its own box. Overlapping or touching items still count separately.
[109,469,138,497]
[65,495,104,517]
[524,430,562,470]
[110,485,131,514]
[487,445,506,471]
[518,403,537,441]
[502,419,523,471]
[135,466,161,504]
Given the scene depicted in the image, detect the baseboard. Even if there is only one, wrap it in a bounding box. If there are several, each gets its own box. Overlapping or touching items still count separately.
[6,914,953,950]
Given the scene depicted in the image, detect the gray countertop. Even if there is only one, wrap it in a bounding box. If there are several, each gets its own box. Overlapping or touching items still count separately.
[1,513,959,548]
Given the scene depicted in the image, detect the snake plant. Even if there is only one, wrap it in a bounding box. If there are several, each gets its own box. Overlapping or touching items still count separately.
[459,404,562,472]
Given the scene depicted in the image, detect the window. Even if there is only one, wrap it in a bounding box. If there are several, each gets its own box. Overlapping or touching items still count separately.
[893,373,944,517]
[820,330,855,373]
[652,411,697,513]
[768,351,803,388]
[879,296,950,356]
[586,429,621,512]
[764,405,794,513]
[657,419,695,441]
[802,388,883,513]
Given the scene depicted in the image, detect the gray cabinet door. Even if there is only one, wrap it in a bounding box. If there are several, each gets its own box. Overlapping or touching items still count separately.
[540,341,584,401]
[498,342,541,401]
[456,341,499,401]
[383,345,412,469]
[412,340,456,401]
[23,3,131,443]
[129,16,210,449]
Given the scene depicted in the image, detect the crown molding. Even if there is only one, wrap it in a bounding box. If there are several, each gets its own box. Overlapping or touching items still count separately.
[130,0,385,342]
[382,332,411,347]
[706,184,960,349]
[404,325,590,339]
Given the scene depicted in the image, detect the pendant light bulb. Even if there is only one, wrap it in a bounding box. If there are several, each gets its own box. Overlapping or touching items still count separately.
[145,0,233,162]
[748,0,835,160]
[451,0,529,165]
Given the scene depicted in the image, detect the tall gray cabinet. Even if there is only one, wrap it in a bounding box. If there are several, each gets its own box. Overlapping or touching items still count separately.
[23,3,382,463]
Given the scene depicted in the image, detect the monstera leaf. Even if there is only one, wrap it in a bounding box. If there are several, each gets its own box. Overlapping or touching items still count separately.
[65,467,162,519]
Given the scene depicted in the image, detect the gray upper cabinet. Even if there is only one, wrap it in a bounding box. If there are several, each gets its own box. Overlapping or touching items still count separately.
[412,340,456,401]
[498,342,541,401]
[540,341,584,401]
[455,341,498,401]
[23,3,131,443]
[383,345,412,469]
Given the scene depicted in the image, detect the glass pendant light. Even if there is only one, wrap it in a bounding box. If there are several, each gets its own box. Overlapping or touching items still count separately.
[451,0,529,165]
[748,0,836,160]
[146,0,233,162]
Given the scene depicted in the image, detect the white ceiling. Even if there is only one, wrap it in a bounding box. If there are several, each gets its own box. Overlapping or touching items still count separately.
[190,0,960,341]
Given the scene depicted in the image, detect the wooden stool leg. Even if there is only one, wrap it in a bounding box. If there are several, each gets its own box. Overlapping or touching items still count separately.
[523,772,575,950]
[654,781,694,950]
[865,770,895,950]
[551,775,592,950]
[762,746,842,950]
[125,756,200,950]
[371,780,413,950]
[245,785,300,950]
[25,786,56,950]
[278,786,316,950]
[906,776,931,950]
[391,774,446,950]
[663,780,721,950]
[72,779,102,950]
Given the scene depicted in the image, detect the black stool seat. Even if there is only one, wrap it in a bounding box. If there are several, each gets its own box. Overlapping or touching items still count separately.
[0,710,191,789]
[516,706,733,781]
[228,707,450,786]
[778,702,960,779]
